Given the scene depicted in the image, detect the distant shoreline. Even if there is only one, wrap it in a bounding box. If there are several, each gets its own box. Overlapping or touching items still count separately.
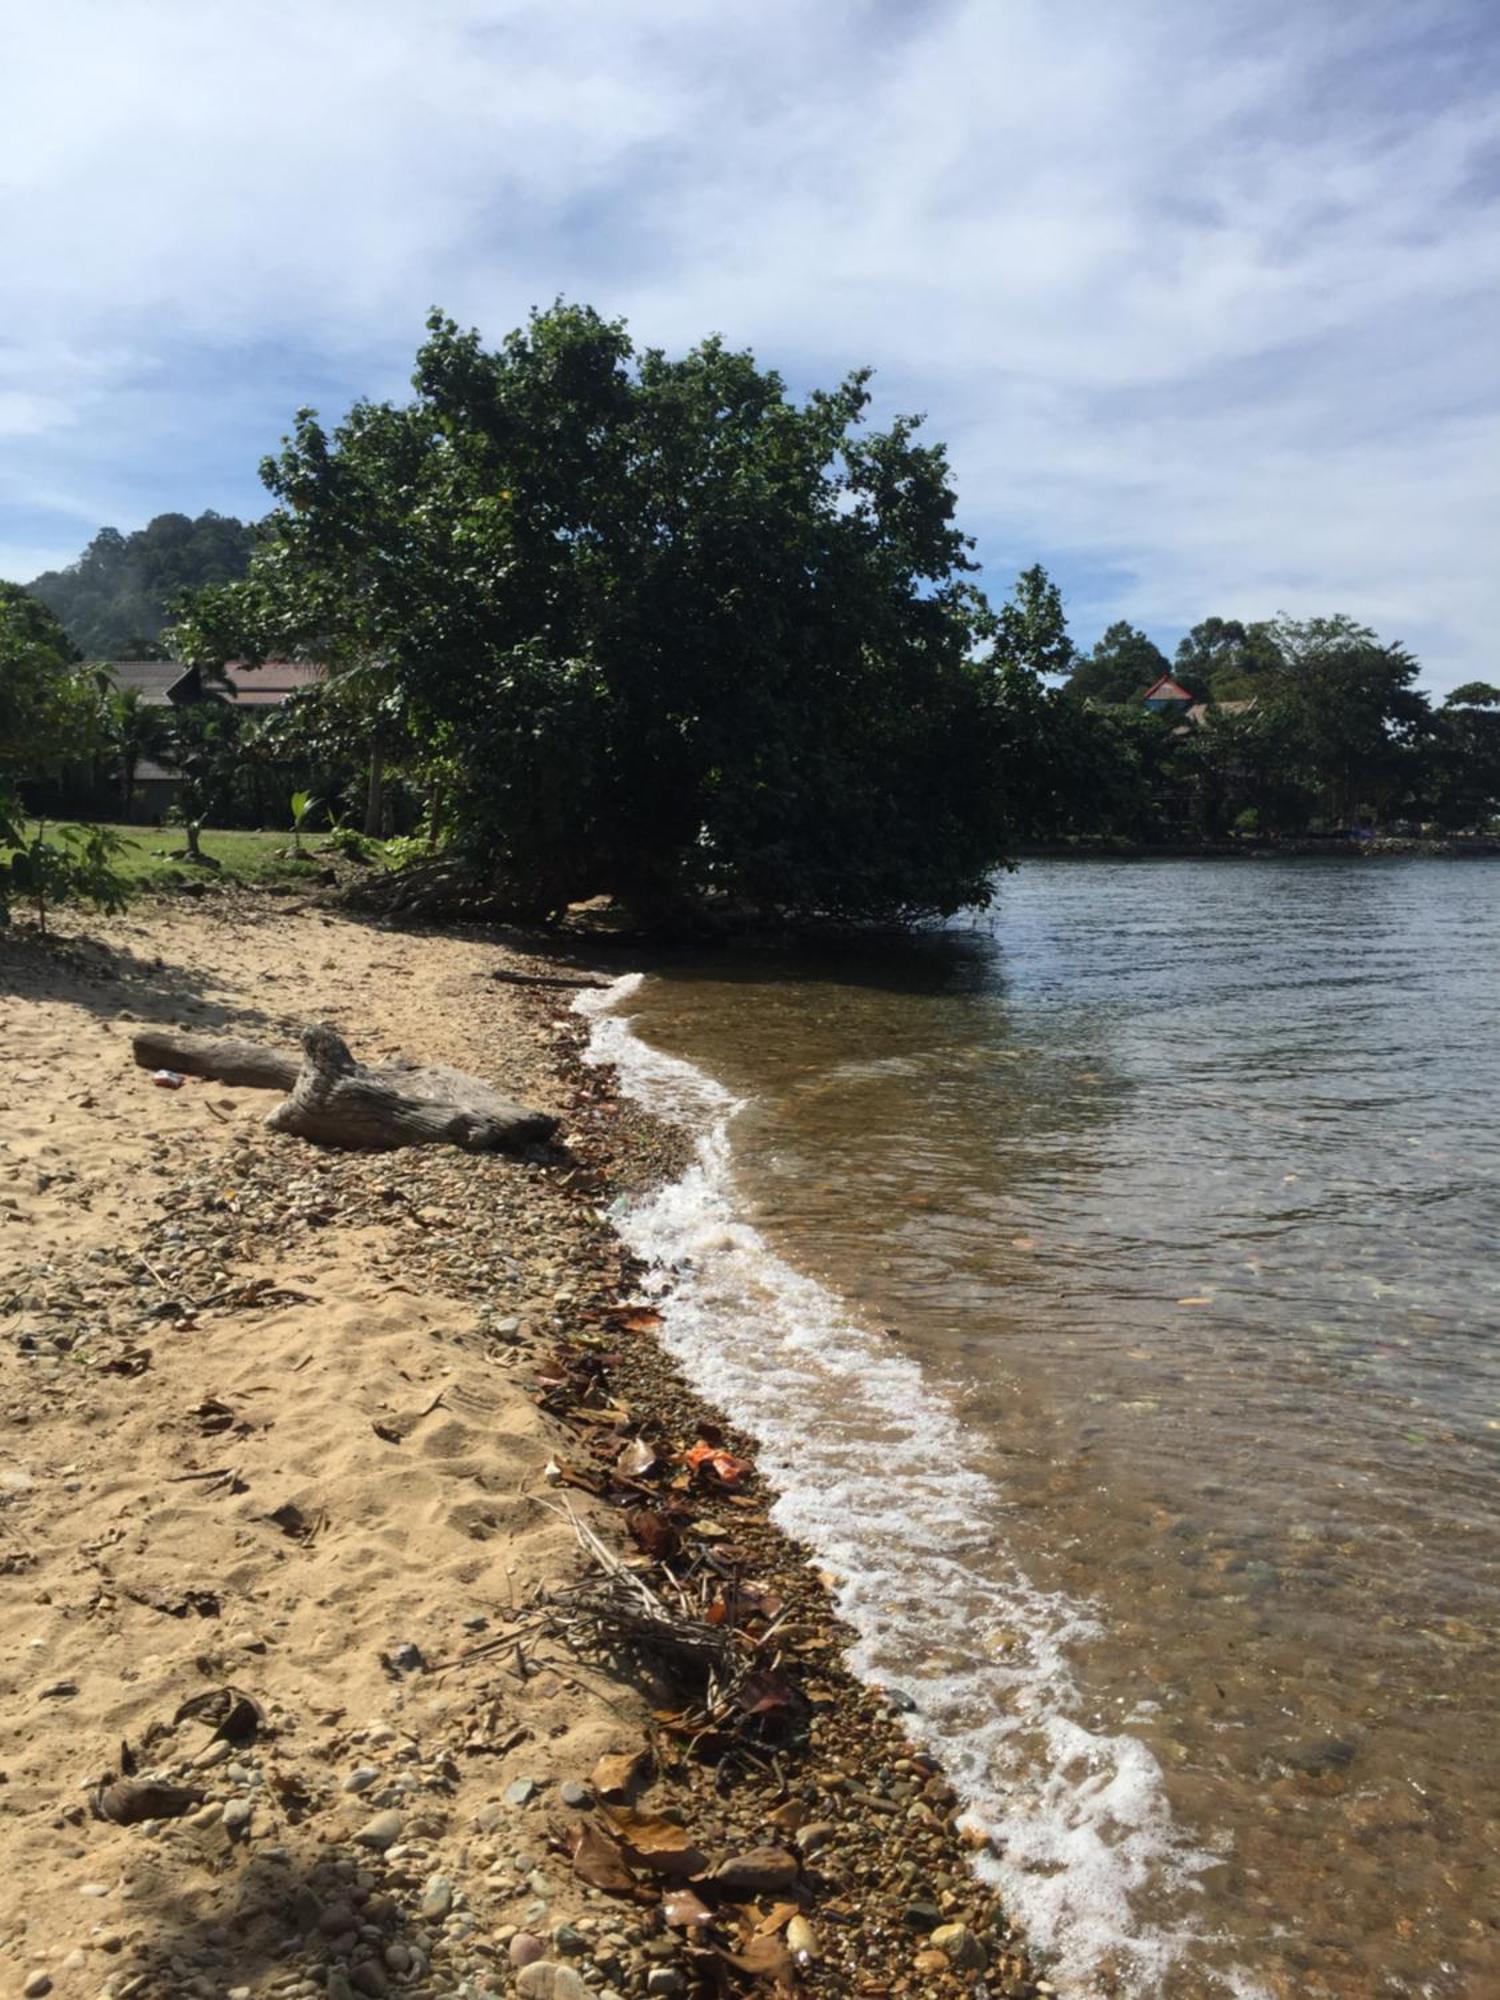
[1016,835,1500,861]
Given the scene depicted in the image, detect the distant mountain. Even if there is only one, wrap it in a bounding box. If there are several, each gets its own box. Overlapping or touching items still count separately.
[26,510,256,658]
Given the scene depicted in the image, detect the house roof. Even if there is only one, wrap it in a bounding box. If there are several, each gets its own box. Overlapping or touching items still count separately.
[105,660,322,706]
[1140,674,1197,704]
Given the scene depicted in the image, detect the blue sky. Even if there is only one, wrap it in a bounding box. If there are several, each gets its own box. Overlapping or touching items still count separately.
[3,0,1497,689]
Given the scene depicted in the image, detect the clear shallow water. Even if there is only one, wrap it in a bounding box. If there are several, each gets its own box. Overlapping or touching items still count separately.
[580,858,1500,1997]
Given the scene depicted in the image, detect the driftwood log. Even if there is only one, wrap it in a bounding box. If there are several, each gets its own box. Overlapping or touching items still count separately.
[132,1023,558,1154]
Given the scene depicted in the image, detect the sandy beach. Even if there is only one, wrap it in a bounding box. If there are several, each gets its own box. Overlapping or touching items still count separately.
[0,888,1038,2000]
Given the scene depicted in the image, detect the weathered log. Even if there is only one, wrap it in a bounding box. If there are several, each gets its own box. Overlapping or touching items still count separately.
[131,1023,558,1154]
[131,1027,300,1091]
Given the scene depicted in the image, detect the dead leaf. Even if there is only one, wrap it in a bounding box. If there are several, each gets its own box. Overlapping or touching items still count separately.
[602,1806,710,1880]
[626,1509,681,1561]
[615,1437,658,1480]
[717,1934,798,1987]
[174,1685,265,1745]
[661,1887,714,1930]
[591,1747,650,1803]
[93,1779,203,1825]
[572,1819,636,1895]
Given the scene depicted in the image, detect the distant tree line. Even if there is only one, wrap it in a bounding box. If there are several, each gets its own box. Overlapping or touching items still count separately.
[1044,614,1500,841]
[27,511,255,658]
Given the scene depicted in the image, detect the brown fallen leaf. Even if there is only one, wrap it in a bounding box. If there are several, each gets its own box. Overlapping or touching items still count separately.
[572,1819,637,1895]
[661,1886,714,1930]
[602,1805,710,1881]
[714,1935,799,1989]
[626,1508,681,1561]
[591,1747,650,1803]
[93,1779,203,1825]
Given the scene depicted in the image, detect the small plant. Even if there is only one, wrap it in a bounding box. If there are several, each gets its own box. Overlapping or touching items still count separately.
[321,823,376,863]
[380,833,429,871]
[289,789,323,855]
[2,819,132,935]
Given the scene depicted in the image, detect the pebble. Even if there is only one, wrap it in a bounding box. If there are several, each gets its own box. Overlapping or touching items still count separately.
[504,1777,539,1806]
[420,1876,454,1920]
[558,1780,590,1808]
[388,1642,426,1674]
[930,1921,986,1969]
[509,1933,545,1969]
[191,1736,233,1770]
[355,1810,405,1851]
[793,1819,836,1856]
[23,1976,53,1998]
[551,1924,587,1956]
[645,1975,685,1997]
[343,1767,380,1794]
[222,1797,254,1835]
[515,1966,591,2000]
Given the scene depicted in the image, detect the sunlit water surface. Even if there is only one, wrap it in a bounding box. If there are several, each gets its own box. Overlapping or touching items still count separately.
[583,858,1500,1997]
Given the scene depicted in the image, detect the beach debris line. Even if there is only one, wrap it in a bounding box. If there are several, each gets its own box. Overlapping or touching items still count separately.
[130,1020,558,1152]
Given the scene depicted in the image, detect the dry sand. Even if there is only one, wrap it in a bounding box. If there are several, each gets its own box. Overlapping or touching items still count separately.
[0,892,1036,2000]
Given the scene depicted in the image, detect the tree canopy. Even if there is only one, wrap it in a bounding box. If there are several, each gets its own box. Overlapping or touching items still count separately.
[28,510,256,658]
[175,304,1034,924]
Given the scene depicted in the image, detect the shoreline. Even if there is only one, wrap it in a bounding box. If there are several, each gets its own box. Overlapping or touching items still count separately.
[0,890,1043,2000]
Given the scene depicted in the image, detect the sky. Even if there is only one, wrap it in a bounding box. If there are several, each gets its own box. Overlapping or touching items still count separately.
[2,0,1497,690]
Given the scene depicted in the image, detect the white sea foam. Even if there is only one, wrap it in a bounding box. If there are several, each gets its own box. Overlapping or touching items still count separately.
[575,973,1267,1997]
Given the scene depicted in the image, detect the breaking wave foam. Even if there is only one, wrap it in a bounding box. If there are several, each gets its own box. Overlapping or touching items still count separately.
[576,974,1265,1998]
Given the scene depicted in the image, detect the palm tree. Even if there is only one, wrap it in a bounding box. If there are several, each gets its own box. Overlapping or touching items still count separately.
[108,688,170,817]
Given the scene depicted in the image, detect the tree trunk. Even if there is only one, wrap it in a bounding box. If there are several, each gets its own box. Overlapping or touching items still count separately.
[130,1023,557,1154]
[364,741,386,837]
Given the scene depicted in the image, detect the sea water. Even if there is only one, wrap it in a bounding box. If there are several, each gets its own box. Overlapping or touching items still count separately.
[577,858,1500,1997]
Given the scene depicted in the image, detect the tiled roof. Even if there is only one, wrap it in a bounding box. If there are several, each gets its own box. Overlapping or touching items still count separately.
[104,660,322,706]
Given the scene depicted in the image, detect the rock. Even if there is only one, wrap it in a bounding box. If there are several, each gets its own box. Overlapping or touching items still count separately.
[930,1922,986,1969]
[192,1736,233,1770]
[350,1961,388,1998]
[388,1643,426,1674]
[558,1780,590,1809]
[645,1974,685,1997]
[509,1933,546,1969]
[793,1820,836,1857]
[515,1965,591,2000]
[354,1810,404,1852]
[222,1797,254,1836]
[23,1976,53,1998]
[551,1924,587,1956]
[711,1847,798,1895]
[419,1875,454,1921]
[505,1776,539,1806]
[786,1914,819,1962]
[326,1973,355,2000]
[343,1767,380,1794]
[1283,1735,1357,1776]
[913,1947,949,1975]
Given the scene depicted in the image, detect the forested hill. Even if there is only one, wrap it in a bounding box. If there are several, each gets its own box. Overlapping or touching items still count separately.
[27,511,255,658]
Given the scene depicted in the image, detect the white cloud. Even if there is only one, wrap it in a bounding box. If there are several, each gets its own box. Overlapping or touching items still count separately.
[2,0,1496,686]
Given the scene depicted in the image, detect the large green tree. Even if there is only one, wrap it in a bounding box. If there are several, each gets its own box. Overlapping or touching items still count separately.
[176,305,1031,924]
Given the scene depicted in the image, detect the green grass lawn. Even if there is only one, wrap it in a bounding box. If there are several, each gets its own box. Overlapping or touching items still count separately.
[26,821,328,888]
